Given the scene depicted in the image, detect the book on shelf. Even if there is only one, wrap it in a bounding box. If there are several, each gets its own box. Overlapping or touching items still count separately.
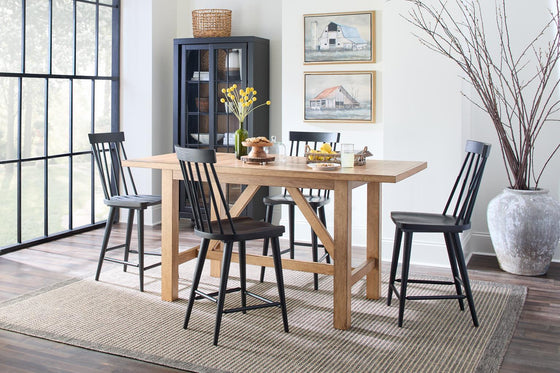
[192,71,209,81]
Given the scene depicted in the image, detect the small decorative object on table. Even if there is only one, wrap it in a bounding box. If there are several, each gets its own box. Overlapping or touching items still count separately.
[192,9,232,38]
[304,144,372,166]
[354,146,373,166]
[241,136,275,165]
[304,143,340,163]
[220,84,271,159]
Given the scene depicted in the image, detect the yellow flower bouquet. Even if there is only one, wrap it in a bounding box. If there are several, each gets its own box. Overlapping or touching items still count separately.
[220,84,271,159]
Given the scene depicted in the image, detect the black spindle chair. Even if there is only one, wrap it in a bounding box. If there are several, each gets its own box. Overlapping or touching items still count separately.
[260,131,340,290]
[88,132,161,292]
[388,140,491,327]
[175,146,289,346]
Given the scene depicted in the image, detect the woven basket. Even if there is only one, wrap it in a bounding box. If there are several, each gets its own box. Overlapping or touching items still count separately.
[192,9,232,38]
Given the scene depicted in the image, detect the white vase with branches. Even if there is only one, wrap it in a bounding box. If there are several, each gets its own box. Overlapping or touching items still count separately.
[405,0,560,275]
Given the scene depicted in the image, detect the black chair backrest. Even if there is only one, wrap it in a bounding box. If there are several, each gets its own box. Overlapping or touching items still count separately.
[175,146,236,235]
[89,132,138,199]
[287,131,341,198]
[443,140,491,225]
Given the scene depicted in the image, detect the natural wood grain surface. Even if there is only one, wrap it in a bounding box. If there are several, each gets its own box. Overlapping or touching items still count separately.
[125,153,427,330]
[123,153,427,184]
[0,225,558,372]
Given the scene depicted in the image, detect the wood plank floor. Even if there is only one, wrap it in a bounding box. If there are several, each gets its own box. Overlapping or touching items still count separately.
[0,222,559,372]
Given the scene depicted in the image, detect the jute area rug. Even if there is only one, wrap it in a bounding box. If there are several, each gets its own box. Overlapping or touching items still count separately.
[0,260,525,373]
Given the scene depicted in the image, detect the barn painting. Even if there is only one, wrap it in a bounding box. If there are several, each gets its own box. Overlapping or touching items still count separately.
[304,72,375,123]
[304,11,374,63]
[308,86,360,110]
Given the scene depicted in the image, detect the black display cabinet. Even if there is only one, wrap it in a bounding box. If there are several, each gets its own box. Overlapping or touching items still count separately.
[173,36,270,220]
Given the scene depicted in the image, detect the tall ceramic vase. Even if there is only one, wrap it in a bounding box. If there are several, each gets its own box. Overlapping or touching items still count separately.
[487,188,560,276]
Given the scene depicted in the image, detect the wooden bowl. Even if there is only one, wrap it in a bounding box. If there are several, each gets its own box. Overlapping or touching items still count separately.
[242,142,272,158]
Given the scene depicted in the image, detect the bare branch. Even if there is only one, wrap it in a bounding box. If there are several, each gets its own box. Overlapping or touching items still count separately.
[405,0,560,189]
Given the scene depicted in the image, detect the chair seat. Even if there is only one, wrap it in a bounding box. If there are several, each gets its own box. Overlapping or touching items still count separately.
[105,194,162,209]
[391,211,470,233]
[263,194,330,208]
[195,216,285,242]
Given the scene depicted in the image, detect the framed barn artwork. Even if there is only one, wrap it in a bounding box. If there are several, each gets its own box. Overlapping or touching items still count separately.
[304,71,375,123]
[304,11,375,64]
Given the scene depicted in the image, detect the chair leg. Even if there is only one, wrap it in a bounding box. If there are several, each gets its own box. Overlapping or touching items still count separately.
[451,233,479,327]
[318,207,330,264]
[311,207,319,291]
[184,238,210,330]
[96,207,117,281]
[136,209,145,292]
[288,205,295,259]
[123,209,135,273]
[271,236,289,333]
[398,232,413,327]
[444,232,465,311]
[239,241,247,314]
[260,204,274,282]
[214,241,234,346]
[387,227,403,306]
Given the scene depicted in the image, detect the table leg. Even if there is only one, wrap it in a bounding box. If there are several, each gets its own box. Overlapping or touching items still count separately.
[333,180,352,329]
[161,169,179,301]
[366,182,382,299]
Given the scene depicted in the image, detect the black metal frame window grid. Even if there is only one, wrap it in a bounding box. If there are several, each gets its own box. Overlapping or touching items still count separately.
[0,0,120,254]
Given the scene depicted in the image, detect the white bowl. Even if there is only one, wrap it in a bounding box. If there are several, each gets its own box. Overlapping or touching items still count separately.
[190,133,224,144]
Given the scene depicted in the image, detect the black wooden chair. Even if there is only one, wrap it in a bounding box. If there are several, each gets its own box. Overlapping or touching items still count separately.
[387,140,491,327]
[260,131,340,290]
[175,146,289,346]
[88,132,161,292]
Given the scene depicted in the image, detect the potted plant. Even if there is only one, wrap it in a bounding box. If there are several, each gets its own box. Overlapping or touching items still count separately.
[405,0,560,275]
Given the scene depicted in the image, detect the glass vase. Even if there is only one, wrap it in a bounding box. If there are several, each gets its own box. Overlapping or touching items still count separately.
[234,121,248,159]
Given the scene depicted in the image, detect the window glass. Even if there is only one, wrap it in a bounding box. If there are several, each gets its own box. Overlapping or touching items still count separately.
[0,0,22,72]
[25,0,49,73]
[52,0,74,75]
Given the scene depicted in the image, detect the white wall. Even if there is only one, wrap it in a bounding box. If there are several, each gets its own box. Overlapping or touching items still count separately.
[121,0,560,264]
[120,0,155,222]
[120,0,177,224]
[382,1,466,266]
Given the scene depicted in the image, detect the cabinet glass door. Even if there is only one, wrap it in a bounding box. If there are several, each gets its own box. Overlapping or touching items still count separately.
[182,45,246,151]
[181,43,248,211]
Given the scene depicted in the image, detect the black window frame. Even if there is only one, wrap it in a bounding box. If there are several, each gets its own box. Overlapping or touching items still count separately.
[0,0,120,254]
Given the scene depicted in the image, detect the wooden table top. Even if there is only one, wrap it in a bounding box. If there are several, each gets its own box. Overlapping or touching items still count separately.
[124,152,427,184]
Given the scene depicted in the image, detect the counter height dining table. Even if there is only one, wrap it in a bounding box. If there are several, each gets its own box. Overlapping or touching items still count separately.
[123,152,426,330]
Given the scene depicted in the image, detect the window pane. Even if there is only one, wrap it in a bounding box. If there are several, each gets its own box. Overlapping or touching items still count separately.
[48,79,70,155]
[76,2,96,76]
[48,157,69,234]
[0,0,23,72]
[72,154,91,227]
[52,0,74,75]
[22,78,46,159]
[21,160,45,241]
[0,77,19,161]
[0,164,18,247]
[95,80,111,132]
[94,165,108,222]
[98,6,112,77]
[72,79,92,152]
[25,0,49,74]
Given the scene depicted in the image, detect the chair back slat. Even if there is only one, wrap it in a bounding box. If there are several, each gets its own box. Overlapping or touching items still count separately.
[283,131,340,198]
[176,146,236,236]
[89,132,137,200]
[442,140,491,225]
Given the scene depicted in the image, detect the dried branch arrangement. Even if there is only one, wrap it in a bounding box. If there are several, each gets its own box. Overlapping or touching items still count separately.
[406,0,560,189]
